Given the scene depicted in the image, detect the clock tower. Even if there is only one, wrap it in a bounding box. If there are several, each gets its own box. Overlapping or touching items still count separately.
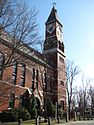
[44,6,64,54]
[43,7,66,110]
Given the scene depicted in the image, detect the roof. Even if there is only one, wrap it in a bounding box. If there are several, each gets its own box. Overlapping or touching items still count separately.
[0,34,54,70]
[46,7,62,26]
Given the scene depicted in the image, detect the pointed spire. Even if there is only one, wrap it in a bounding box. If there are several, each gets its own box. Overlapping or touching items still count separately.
[46,6,62,27]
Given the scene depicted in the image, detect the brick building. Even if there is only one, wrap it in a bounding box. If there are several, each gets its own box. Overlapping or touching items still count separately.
[0,7,66,112]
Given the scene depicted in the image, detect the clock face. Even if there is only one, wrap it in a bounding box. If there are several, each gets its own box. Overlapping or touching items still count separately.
[47,24,55,34]
[56,25,63,41]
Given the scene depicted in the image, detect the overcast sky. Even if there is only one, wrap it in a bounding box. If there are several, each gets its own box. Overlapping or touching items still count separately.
[27,0,94,84]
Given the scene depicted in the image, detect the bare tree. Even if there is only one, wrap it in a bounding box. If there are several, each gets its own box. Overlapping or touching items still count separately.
[75,75,92,118]
[88,84,94,116]
[0,0,42,69]
[66,60,80,120]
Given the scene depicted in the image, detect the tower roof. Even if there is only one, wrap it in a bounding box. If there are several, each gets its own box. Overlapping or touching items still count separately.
[46,6,62,27]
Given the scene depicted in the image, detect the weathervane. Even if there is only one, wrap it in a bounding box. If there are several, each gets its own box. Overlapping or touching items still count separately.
[53,2,56,8]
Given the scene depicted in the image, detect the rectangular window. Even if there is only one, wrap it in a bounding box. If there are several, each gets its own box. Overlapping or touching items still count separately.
[44,73,47,84]
[20,64,26,87]
[44,73,48,91]
[32,80,34,90]
[36,69,38,81]
[0,54,4,79]
[12,62,18,85]
[12,75,17,85]
[21,64,26,76]
[36,69,38,88]
[31,68,35,90]
[32,68,35,80]
[12,62,17,74]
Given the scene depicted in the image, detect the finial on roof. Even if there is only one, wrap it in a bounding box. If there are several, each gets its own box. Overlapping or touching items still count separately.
[53,2,56,8]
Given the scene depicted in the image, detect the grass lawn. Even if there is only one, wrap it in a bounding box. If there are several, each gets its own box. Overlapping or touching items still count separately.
[23,120,35,125]
[22,119,65,125]
[0,119,66,125]
[2,120,49,125]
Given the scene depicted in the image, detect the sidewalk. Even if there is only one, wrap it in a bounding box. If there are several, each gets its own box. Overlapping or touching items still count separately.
[55,121,73,125]
[55,120,94,125]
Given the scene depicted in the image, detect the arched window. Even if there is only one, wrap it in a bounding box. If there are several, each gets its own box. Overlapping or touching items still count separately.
[0,52,4,80]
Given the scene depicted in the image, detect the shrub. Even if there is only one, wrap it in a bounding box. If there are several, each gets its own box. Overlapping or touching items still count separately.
[46,99,55,117]
[0,107,31,122]
[23,94,41,119]
[0,109,18,122]
[16,107,31,121]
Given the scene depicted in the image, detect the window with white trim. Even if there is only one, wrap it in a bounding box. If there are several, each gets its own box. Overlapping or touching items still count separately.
[20,63,26,87]
[12,61,18,85]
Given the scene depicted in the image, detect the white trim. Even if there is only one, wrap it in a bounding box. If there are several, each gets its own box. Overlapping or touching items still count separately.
[60,98,65,101]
